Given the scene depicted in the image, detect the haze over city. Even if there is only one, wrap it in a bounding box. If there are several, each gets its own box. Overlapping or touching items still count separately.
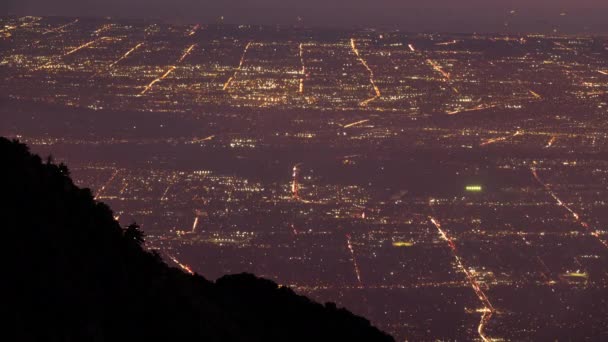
[3,0,608,32]
[1,1,608,341]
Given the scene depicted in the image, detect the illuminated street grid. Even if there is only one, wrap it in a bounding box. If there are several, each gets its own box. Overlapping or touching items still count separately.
[2,16,608,341]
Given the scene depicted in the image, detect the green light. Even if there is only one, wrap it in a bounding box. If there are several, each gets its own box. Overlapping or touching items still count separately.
[465,185,483,192]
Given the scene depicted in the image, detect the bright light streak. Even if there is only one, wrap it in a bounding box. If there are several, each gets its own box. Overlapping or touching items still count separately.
[529,90,542,99]
[465,185,483,192]
[223,41,252,91]
[187,24,200,36]
[343,119,370,129]
[138,43,197,95]
[290,223,299,235]
[447,103,498,115]
[167,254,194,275]
[65,37,114,56]
[160,183,173,201]
[95,169,120,200]
[93,24,113,35]
[428,216,495,342]
[0,25,17,36]
[139,66,176,95]
[553,41,575,52]
[178,44,197,63]
[191,216,199,233]
[345,233,363,286]
[480,130,522,146]
[436,40,458,46]
[564,272,588,278]
[289,163,320,204]
[0,17,40,35]
[108,42,144,69]
[545,136,557,148]
[192,135,215,143]
[38,36,118,71]
[535,256,555,284]
[408,44,416,52]
[598,70,608,76]
[292,163,301,200]
[448,90,543,115]
[426,58,451,81]
[118,180,129,195]
[43,19,79,35]
[299,43,306,93]
[350,38,381,106]
[531,168,608,249]
[392,241,414,247]
[223,77,234,90]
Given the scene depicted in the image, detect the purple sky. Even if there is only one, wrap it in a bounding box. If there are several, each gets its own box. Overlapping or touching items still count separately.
[3,0,608,32]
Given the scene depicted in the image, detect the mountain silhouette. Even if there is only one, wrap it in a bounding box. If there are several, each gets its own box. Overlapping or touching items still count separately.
[0,137,393,342]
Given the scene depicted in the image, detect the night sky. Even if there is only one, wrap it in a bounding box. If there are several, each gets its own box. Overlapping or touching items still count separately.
[3,0,608,33]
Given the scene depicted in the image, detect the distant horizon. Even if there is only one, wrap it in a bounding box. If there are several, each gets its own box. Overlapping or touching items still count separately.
[4,10,608,35]
[3,0,608,34]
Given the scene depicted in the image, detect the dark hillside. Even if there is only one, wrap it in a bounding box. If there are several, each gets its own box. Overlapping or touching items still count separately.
[0,137,393,342]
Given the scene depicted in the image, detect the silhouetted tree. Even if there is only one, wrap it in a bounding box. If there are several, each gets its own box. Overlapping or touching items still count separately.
[124,223,145,246]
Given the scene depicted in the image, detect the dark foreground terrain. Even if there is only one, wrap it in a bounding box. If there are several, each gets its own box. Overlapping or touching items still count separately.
[0,137,392,342]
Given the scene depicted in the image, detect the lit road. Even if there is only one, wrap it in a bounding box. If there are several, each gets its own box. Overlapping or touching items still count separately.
[535,256,557,286]
[425,57,460,95]
[428,216,495,342]
[436,40,458,46]
[299,43,307,93]
[447,103,498,116]
[43,19,79,35]
[531,168,608,249]
[426,58,451,81]
[223,41,253,91]
[160,183,173,202]
[93,24,113,36]
[350,38,381,107]
[118,180,129,195]
[92,42,144,78]
[65,37,117,56]
[0,17,40,37]
[139,43,197,95]
[95,169,120,200]
[289,163,319,204]
[0,25,17,37]
[290,223,299,236]
[178,43,197,63]
[528,90,542,99]
[167,254,194,274]
[140,66,177,95]
[187,24,200,36]
[345,233,363,286]
[107,42,144,69]
[191,135,215,143]
[545,136,557,148]
[291,163,302,200]
[480,130,522,146]
[343,119,370,129]
[553,41,575,53]
[37,36,119,71]
[447,89,541,115]
[191,216,199,233]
